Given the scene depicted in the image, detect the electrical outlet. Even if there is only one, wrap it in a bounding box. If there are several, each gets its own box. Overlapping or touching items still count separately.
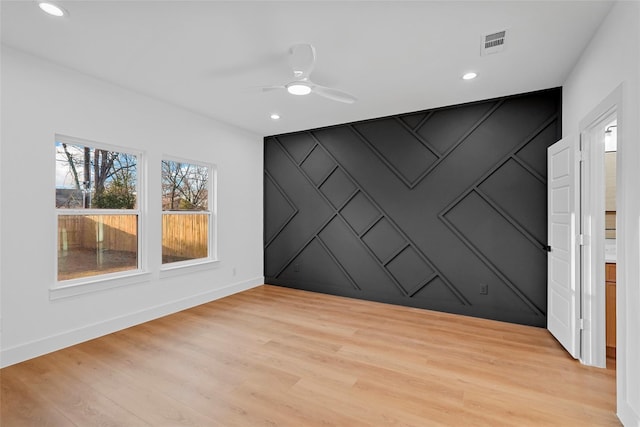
[232,267,236,276]
[294,263,300,272]
[480,284,489,295]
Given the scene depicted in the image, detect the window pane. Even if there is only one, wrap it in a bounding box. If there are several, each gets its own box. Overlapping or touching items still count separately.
[56,142,137,209]
[58,215,138,281]
[161,160,208,211]
[162,214,209,264]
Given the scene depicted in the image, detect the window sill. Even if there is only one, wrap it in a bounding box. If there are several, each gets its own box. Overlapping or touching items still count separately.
[159,259,220,279]
[50,270,152,300]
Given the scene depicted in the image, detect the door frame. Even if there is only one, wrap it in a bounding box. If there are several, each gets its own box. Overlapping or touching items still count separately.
[577,86,623,369]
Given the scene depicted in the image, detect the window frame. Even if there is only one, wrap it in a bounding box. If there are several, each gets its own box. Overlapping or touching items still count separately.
[52,134,148,299]
[159,155,218,274]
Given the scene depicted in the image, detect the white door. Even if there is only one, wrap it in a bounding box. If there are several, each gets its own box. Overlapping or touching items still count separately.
[547,137,580,358]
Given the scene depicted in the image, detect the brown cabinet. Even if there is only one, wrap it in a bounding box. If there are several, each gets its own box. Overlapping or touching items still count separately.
[606,263,616,358]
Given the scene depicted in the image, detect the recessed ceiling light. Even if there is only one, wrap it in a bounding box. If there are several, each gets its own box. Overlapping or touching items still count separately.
[462,72,478,80]
[286,83,312,96]
[270,114,280,120]
[38,2,67,17]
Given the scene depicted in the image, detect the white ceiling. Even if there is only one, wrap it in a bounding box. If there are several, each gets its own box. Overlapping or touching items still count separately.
[1,1,614,136]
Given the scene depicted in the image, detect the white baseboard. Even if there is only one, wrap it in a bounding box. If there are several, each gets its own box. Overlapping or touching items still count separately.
[618,401,640,427]
[0,277,263,368]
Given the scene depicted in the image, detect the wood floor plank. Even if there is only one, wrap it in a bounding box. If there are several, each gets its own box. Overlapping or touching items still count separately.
[1,285,620,426]
[8,355,149,427]
[0,374,76,427]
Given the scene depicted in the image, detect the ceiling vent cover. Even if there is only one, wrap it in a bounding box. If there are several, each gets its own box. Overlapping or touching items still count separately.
[481,30,507,56]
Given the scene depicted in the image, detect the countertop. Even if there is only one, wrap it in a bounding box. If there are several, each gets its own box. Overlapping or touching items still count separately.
[605,238,616,263]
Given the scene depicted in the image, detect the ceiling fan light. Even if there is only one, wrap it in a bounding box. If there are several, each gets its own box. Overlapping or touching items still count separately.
[38,2,67,17]
[287,83,312,96]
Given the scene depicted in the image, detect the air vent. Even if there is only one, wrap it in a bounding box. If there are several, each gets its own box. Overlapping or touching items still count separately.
[481,30,507,56]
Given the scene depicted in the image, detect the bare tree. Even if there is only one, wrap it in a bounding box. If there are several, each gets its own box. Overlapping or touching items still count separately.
[161,161,208,210]
[93,151,137,209]
[60,143,82,190]
[56,144,84,208]
[56,143,137,209]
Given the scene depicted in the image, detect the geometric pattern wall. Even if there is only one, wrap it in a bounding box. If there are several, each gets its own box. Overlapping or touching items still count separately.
[264,88,561,327]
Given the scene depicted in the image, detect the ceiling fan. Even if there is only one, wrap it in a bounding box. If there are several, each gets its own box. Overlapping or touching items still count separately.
[262,43,357,104]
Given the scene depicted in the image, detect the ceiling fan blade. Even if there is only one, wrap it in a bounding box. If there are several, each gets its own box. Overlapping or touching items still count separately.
[206,52,288,79]
[288,43,316,79]
[312,84,357,104]
[261,85,285,92]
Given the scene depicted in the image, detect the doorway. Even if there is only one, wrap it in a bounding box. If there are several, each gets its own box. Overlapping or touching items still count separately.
[580,107,618,369]
[547,86,623,373]
[604,120,617,369]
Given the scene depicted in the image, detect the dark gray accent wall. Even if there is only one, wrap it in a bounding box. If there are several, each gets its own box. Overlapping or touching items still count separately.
[264,88,561,327]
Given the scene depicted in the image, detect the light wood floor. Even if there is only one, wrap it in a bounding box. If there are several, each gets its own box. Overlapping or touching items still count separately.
[1,285,619,426]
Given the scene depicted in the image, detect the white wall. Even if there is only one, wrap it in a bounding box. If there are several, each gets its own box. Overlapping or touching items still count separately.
[0,46,264,367]
[562,1,640,425]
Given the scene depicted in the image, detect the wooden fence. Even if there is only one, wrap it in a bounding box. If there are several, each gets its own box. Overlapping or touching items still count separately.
[58,214,208,260]
[58,215,137,253]
[162,214,208,260]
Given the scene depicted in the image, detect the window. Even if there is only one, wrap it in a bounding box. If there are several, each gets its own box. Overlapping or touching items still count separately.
[161,158,215,267]
[56,136,141,283]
